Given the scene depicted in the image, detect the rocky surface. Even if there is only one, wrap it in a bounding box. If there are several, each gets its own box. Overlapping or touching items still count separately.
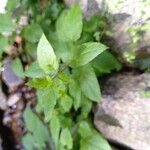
[0,82,7,111]
[2,57,24,92]
[64,0,150,67]
[65,0,100,19]
[94,72,150,150]
[0,57,35,149]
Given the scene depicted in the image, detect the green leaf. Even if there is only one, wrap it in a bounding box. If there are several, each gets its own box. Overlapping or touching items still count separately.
[37,88,58,122]
[24,107,50,149]
[6,0,20,12]
[83,16,99,33]
[69,79,81,110]
[24,42,37,59]
[60,95,73,113]
[25,62,45,78]
[50,115,60,146]
[0,36,8,57]
[49,2,62,20]
[22,134,34,150]
[12,58,24,77]
[58,72,71,83]
[0,14,16,33]
[73,65,101,102]
[23,23,43,43]
[27,77,52,89]
[79,121,93,138]
[80,96,92,119]
[37,34,58,73]
[56,5,82,42]
[60,128,73,149]
[54,41,74,64]
[79,121,111,150]
[72,42,108,67]
[57,142,65,150]
[59,116,73,129]
[78,32,94,44]
[92,51,122,74]
[80,131,111,150]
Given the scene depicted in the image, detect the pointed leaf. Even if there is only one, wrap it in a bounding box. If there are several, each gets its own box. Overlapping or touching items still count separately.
[79,121,93,138]
[60,95,73,113]
[37,34,58,73]
[24,107,50,149]
[80,131,111,150]
[92,51,122,74]
[72,42,108,67]
[50,115,60,146]
[79,121,111,150]
[37,88,58,122]
[73,65,101,102]
[69,80,81,110]
[60,128,73,149]
[80,96,92,119]
[27,77,52,89]
[56,5,82,42]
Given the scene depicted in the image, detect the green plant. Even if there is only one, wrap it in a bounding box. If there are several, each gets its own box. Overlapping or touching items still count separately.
[0,0,122,149]
[24,5,112,149]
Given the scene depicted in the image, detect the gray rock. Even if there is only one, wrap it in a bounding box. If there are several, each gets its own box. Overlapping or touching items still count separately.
[0,82,7,110]
[94,72,150,150]
[7,93,22,107]
[64,0,150,66]
[2,57,24,91]
[65,0,101,19]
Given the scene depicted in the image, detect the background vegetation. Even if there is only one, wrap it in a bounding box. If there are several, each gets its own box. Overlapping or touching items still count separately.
[2,0,147,149]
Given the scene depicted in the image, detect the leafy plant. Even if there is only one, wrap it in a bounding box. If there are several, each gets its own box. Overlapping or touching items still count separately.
[0,0,122,149]
[23,4,111,150]
[1,0,150,149]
